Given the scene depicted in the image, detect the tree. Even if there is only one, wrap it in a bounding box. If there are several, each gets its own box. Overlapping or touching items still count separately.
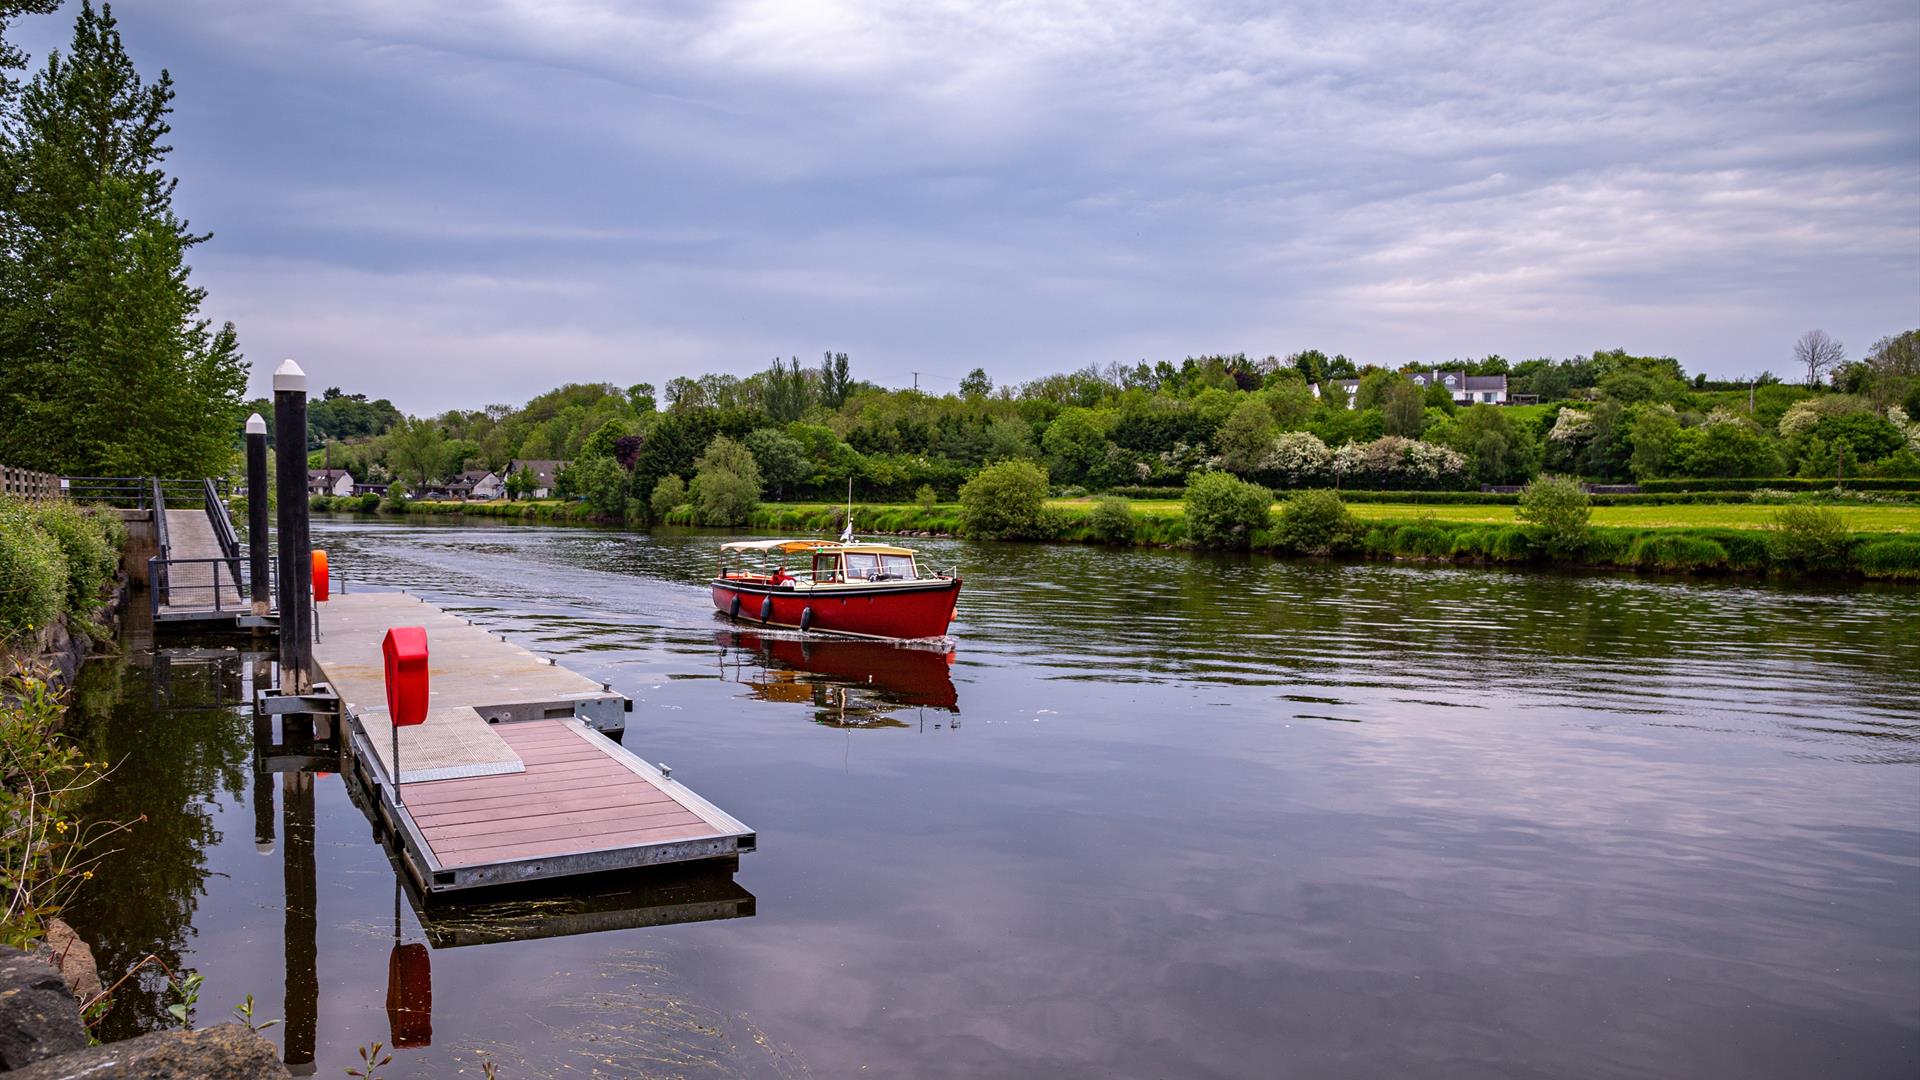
[1517,475,1590,561]
[762,356,811,422]
[1628,406,1679,479]
[1450,404,1531,484]
[0,0,57,101]
[579,419,627,460]
[959,367,992,399]
[627,382,657,414]
[561,455,627,519]
[1866,330,1919,377]
[386,416,445,486]
[1380,378,1425,437]
[0,2,247,476]
[744,428,808,500]
[1041,407,1109,485]
[958,460,1049,539]
[1183,472,1272,549]
[819,351,852,409]
[1793,330,1845,387]
[648,474,687,519]
[1215,398,1273,476]
[689,435,761,526]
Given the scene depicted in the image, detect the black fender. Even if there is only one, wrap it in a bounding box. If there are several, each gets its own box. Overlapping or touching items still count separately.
[799,606,814,632]
[759,595,773,623]
[729,594,742,619]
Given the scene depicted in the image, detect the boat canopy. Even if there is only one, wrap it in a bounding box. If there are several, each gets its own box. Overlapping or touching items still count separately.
[720,539,918,556]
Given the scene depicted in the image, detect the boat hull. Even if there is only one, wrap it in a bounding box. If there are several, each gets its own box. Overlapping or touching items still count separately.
[711,578,962,640]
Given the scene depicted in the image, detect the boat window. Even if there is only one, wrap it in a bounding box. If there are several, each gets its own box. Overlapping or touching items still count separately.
[880,554,915,579]
[844,553,880,580]
[813,553,841,583]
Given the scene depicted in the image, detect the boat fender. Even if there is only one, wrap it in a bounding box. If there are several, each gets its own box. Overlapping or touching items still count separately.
[800,606,814,632]
[729,594,742,619]
[759,596,773,623]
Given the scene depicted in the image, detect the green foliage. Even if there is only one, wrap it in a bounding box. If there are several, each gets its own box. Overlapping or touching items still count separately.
[745,428,810,500]
[1856,537,1920,580]
[1087,495,1134,544]
[914,483,939,509]
[690,435,761,526]
[959,460,1050,539]
[0,669,118,948]
[1669,422,1783,478]
[385,416,446,486]
[647,474,687,519]
[1627,533,1731,572]
[1380,378,1425,437]
[31,500,115,621]
[1183,472,1272,549]
[1274,489,1358,554]
[1628,406,1679,479]
[0,500,67,643]
[1639,477,1920,493]
[560,455,627,519]
[1215,398,1274,475]
[380,478,409,513]
[1517,475,1591,560]
[1768,505,1851,570]
[0,3,246,477]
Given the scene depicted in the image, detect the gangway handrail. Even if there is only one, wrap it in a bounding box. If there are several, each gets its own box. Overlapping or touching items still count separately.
[151,477,170,603]
[203,477,245,594]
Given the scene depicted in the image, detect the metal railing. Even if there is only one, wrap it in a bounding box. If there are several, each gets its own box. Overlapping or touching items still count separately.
[148,556,275,619]
[204,477,246,594]
[59,476,227,508]
[152,479,171,597]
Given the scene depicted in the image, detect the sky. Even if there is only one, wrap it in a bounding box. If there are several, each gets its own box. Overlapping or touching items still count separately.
[13,0,1920,412]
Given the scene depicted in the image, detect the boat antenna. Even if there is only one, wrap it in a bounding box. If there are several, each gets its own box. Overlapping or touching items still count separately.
[840,477,854,543]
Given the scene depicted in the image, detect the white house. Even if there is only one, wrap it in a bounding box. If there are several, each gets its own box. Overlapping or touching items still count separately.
[307,469,354,497]
[1317,370,1510,409]
[506,459,565,499]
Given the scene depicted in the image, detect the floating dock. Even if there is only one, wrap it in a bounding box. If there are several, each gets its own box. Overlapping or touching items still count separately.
[312,591,755,893]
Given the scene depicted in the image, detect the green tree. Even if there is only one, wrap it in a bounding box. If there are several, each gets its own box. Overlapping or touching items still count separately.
[1517,475,1590,561]
[819,351,852,409]
[744,427,809,500]
[690,435,761,526]
[0,2,247,476]
[959,367,992,399]
[1215,398,1273,476]
[762,356,812,422]
[1628,407,1679,479]
[1274,489,1358,554]
[386,415,445,486]
[1381,378,1425,437]
[1261,372,1316,430]
[959,460,1049,538]
[648,474,687,519]
[561,455,627,519]
[1041,407,1109,485]
[627,382,656,414]
[0,1,57,101]
[1183,472,1272,549]
[579,419,628,460]
[1449,404,1531,484]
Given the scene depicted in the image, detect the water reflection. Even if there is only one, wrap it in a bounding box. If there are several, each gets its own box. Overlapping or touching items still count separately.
[718,628,960,728]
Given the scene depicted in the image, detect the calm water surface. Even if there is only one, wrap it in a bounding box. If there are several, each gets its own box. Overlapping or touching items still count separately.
[64,518,1920,1078]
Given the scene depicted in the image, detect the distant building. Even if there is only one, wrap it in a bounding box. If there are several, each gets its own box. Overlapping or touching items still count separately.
[506,459,566,499]
[1317,369,1510,409]
[452,469,505,500]
[307,469,354,497]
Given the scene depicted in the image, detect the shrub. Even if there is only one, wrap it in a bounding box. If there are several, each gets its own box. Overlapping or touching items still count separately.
[1184,472,1273,549]
[32,501,116,621]
[914,483,939,508]
[1087,496,1135,544]
[563,455,629,519]
[1768,505,1851,570]
[1517,475,1591,560]
[1487,526,1533,561]
[309,493,333,512]
[960,460,1050,539]
[649,474,688,520]
[1391,519,1453,557]
[381,479,410,513]
[691,436,763,526]
[1273,489,1357,554]
[0,502,68,645]
[1857,538,1920,580]
[1628,533,1730,572]
[356,492,381,513]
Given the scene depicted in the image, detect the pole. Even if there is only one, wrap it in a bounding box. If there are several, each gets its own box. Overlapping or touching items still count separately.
[274,359,313,693]
[246,414,270,616]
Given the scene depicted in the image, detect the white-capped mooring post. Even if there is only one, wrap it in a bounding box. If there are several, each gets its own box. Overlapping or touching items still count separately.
[273,360,315,692]
[245,413,271,617]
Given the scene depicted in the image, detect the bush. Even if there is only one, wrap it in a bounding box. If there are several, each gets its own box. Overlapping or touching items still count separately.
[1639,477,1920,493]
[650,474,688,520]
[1857,538,1920,580]
[1517,475,1591,561]
[1768,505,1851,570]
[309,493,333,512]
[356,492,381,513]
[381,479,410,513]
[960,460,1050,539]
[1087,496,1135,544]
[691,436,763,526]
[563,455,629,519]
[1627,533,1731,572]
[915,483,939,508]
[1273,489,1357,554]
[1184,472,1273,549]
[32,501,116,621]
[0,502,68,644]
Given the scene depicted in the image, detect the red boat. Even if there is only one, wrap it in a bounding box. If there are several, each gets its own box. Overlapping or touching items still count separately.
[712,540,961,640]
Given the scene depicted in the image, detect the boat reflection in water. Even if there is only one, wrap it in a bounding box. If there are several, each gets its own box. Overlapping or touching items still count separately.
[717,629,960,729]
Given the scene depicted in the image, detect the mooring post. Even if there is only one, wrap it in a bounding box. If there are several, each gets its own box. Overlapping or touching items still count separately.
[246,412,271,616]
[273,359,314,693]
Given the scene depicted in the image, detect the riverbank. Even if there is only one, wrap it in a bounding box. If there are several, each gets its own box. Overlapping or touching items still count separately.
[328,495,1920,582]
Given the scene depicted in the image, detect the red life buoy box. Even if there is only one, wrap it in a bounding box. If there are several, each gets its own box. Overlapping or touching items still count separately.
[381,626,429,727]
[311,550,329,602]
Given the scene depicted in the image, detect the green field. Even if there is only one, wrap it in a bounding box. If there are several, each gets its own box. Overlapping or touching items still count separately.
[1052,499,1920,533]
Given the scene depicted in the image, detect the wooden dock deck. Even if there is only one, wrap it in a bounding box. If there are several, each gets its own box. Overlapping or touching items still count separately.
[154,508,249,623]
[316,591,754,893]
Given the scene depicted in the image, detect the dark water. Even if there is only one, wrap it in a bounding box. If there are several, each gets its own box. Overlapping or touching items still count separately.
[62,517,1920,1079]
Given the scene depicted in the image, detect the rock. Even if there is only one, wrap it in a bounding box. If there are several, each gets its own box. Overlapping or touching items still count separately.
[7,1023,291,1080]
[0,945,88,1070]
[33,921,101,1004]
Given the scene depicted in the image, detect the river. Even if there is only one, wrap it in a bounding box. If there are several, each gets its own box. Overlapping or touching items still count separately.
[61,517,1920,1078]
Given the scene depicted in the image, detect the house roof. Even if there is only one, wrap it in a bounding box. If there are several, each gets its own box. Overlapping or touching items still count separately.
[507,459,565,485]
[455,469,497,483]
[307,469,351,481]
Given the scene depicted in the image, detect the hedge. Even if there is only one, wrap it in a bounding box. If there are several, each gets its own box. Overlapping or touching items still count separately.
[0,499,124,645]
[1638,477,1920,493]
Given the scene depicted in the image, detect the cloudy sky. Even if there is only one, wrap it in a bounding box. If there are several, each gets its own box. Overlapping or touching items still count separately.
[15,0,1920,411]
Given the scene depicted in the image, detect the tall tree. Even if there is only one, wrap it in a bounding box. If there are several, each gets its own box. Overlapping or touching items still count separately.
[1792,330,1845,388]
[820,351,851,408]
[0,0,58,100]
[0,2,245,475]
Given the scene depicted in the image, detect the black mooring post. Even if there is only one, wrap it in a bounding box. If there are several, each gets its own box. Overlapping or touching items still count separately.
[246,413,271,616]
[273,360,313,693]
[281,770,318,1075]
